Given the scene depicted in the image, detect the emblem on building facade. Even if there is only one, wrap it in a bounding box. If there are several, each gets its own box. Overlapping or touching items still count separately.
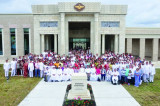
[74,3,85,11]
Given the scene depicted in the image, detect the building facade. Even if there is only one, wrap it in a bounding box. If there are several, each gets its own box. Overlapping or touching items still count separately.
[0,2,160,61]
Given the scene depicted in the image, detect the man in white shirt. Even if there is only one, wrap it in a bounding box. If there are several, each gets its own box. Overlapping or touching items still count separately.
[3,60,10,78]
[11,58,17,76]
[28,60,34,78]
[112,68,119,85]
[39,60,44,78]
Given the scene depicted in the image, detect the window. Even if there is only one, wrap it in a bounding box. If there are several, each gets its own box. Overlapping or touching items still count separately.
[0,29,3,55]
[40,21,58,27]
[10,28,16,55]
[101,21,120,27]
[24,28,29,55]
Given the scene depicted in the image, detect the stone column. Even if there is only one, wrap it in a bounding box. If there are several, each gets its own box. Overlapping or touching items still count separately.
[94,13,100,55]
[54,34,57,53]
[59,13,65,55]
[16,28,24,56]
[139,38,145,60]
[102,34,105,54]
[41,34,45,53]
[114,34,118,54]
[152,38,159,61]
[3,28,11,59]
[127,38,132,54]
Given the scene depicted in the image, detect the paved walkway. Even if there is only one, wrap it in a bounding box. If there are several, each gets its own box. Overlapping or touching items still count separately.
[19,80,140,106]
[89,82,140,106]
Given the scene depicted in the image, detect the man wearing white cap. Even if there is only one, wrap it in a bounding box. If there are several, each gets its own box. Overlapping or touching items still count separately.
[3,59,10,78]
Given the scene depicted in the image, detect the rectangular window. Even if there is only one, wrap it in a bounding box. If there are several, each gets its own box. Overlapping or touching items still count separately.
[0,28,3,55]
[40,21,58,27]
[24,28,29,55]
[10,28,16,55]
[101,21,120,27]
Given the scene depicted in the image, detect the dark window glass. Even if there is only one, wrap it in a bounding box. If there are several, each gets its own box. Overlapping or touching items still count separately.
[10,28,16,55]
[0,29,3,55]
[24,28,29,55]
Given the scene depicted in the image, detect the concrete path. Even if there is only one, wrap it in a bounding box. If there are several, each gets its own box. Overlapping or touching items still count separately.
[19,80,140,106]
[19,80,70,106]
[89,82,140,106]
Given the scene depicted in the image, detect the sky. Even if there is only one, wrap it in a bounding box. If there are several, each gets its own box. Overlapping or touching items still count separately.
[0,0,160,27]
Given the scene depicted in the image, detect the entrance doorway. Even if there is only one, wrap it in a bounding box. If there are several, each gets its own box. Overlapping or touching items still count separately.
[105,35,115,52]
[69,22,90,50]
[44,35,54,52]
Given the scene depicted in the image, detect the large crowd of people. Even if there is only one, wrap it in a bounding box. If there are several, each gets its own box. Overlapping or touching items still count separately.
[3,49,156,87]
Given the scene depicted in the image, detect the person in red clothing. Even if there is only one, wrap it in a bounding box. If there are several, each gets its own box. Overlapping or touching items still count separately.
[23,60,28,78]
[96,65,101,81]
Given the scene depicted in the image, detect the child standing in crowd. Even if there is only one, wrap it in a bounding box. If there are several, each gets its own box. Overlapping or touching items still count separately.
[127,70,132,85]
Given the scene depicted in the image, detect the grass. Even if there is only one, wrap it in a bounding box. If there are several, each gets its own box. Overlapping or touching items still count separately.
[123,69,160,106]
[0,64,41,106]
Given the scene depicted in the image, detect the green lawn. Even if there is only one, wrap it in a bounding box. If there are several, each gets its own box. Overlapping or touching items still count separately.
[123,69,160,106]
[0,64,41,106]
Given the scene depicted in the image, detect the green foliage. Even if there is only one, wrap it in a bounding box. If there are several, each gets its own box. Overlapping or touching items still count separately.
[0,64,41,106]
[123,69,160,106]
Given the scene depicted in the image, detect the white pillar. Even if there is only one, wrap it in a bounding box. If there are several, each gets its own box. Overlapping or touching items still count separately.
[127,38,132,54]
[59,13,65,55]
[139,38,145,60]
[94,13,100,55]
[54,34,57,53]
[102,34,105,54]
[114,34,118,54]
[152,38,159,61]
[41,34,45,53]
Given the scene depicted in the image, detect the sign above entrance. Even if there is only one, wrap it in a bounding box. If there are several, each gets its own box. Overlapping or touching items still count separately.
[74,3,85,11]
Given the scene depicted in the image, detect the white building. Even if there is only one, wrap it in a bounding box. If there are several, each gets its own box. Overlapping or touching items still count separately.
[0,2,160,61]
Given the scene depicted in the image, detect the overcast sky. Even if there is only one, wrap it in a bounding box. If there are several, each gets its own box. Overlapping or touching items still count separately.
[0,0,160,27]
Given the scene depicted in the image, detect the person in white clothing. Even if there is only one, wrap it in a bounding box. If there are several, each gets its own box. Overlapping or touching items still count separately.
[56,66,62,82]
[3,60,10,78]
[39,60,44,78]
[68,66,74,81]
[50,66,57,82]
[144,62,150,82]
[90,65,97,81]
[112,68,119,85]
[62,66,68,81]
[11,58,17,76]
[28,61,34,77]
[106,68,112,82]
[149,64,156,82]
[79,65,85,73]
